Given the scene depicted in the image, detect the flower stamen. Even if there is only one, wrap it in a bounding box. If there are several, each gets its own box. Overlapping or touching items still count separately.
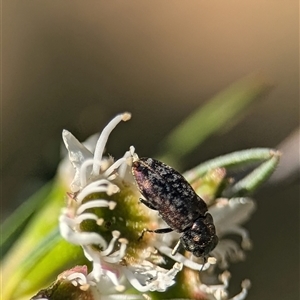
[101,231,121,256]
[104,238,128,264]
[76,200,116,215]
[92,113,131,176]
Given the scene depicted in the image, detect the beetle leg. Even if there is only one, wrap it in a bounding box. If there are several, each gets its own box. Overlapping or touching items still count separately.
[138,227,173,241]
[139,198,157,210]
[151,227,174,234]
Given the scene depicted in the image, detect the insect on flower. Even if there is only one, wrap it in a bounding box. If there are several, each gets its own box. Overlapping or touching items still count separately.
[132,157,218,262]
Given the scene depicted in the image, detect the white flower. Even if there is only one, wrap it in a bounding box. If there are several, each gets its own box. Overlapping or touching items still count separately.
[59,113,182,296]
[58,112,255,299]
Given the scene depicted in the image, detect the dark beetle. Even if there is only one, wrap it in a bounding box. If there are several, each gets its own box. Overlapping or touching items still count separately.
[132,157,218,259]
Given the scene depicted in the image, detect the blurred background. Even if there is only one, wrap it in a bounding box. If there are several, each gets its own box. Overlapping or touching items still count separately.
[2,1,299,299]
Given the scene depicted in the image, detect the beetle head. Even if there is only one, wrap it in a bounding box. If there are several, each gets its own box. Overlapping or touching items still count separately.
[180,213,218,258]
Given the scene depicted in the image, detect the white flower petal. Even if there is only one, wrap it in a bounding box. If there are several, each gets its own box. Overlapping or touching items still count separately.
[62,130,94,192]
[210,198,256,237]
[62,129,94,168]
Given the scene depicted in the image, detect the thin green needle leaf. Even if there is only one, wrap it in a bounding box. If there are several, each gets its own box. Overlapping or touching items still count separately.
[158,74,272,167]
[226,150,281,197]
[184,148,277,183]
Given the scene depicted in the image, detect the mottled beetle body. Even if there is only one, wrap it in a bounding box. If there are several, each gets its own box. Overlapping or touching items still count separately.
[132,157,218,258]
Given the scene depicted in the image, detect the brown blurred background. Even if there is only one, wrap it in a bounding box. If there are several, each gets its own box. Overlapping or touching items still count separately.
[2,1,299,299]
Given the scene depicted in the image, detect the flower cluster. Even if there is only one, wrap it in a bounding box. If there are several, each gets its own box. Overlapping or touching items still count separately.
[33,112,260,300]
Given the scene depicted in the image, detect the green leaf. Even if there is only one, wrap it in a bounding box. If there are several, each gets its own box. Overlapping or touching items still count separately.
[0,180,85,300]
[184,148,278,182]
[226,150,281,196]
[183,148,281,197]
[1,182,53,257]
[158,74,272,168]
